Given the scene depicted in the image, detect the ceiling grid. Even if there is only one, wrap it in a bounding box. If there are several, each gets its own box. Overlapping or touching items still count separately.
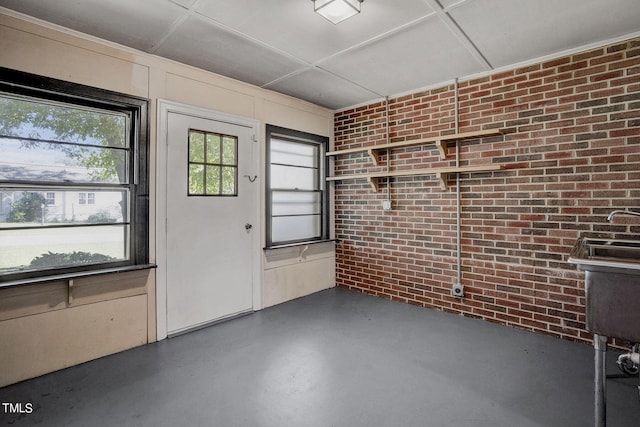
[1,0,639,110]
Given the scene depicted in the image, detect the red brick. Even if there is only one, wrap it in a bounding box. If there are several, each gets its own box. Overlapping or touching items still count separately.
[333,37,640,346]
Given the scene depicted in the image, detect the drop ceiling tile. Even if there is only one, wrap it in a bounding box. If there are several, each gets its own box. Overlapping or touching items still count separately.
[193,0,435,63]
[155,15,304,87]
[0,0,186,52]
[168,0,197,8]
[449,0,640,68]
[266,68,381,110]
[438,0,471,9]
[321,17,485,98]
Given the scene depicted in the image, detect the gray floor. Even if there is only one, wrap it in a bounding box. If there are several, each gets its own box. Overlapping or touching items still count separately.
[1,288,639,427]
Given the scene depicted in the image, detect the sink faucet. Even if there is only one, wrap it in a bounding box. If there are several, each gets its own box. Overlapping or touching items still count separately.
[607,210,640,222]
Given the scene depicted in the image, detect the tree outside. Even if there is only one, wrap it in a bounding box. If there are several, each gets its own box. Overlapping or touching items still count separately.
[0,94,129,271]
[7,191,46,223]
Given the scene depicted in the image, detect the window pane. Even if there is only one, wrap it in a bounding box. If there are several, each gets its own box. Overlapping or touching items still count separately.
[0,95,127,148]
[270,164,318,190]
[221,166,236,195]
[272,191,321,216]
[206,133,221,164]
[206,166,220,195]
[0,138,128,184]
[222,136,236,165]
[189,131,205,162]
[189,131,237,197]
[271,139,318,168]
[0,189,128,225]
[0,225,128,273]
[188,164,204,195]
[272,215,320,243]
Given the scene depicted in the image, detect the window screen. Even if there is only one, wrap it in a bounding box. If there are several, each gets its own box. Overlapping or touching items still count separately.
[266,125,329,247]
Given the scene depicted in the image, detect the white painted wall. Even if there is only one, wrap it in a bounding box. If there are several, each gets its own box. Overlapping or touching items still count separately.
[0,9,335,386]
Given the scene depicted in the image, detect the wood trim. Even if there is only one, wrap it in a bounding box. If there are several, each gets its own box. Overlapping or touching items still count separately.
[326,164,504,182]
[326,128,504,157]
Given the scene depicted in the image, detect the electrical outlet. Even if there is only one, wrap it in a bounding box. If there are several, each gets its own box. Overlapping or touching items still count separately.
[452,284,464,297]
[382,200,392,211]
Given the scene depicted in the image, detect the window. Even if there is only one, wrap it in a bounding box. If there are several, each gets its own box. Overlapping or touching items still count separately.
[45,192,55,205]
[78,192,95,205]
[0,68,150,284]
[188,130,237,196]
[265,125,329,247]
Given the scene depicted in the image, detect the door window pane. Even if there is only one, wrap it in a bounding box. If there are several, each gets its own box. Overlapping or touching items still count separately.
[188,130,237,196]
[206,133,221,164]
[189,131,205,163]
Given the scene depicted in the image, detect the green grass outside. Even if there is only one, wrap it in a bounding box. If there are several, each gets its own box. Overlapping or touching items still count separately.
[0,225,126,271]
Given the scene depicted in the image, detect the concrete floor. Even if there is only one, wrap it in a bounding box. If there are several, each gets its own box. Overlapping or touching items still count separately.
[1,287,639,427]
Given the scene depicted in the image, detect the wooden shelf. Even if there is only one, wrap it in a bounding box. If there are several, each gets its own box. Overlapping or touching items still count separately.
[327,128,504,165]
[326,164,504,190]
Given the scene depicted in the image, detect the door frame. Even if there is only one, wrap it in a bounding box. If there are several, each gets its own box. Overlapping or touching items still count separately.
[156,99,261,341]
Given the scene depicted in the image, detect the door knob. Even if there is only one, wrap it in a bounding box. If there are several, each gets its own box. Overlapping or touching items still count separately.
[245,223,253,230]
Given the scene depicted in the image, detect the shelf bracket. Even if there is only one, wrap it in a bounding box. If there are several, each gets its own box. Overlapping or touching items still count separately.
[367,149,381,165]
[367,176,380,191]
[435,140,448,159]
[436,172,449,190]
[68,279,74,306]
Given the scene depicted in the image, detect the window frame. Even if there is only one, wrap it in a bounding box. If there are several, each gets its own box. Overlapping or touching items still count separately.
[187,129,239,197]
[265,124,330,248]
[0,67,151,286]
[45,192,55,205]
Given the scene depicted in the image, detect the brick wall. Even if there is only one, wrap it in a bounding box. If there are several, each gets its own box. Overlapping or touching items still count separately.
[333,38,640,345]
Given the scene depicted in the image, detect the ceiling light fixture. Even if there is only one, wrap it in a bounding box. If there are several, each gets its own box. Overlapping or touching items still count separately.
[313,0,363,25]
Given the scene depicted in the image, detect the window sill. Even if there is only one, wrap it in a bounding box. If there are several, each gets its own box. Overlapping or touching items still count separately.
[0,263,157,289]
[264,239,337,250]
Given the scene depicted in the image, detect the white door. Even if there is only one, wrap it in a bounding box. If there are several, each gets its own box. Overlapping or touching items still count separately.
[165,111,256,336]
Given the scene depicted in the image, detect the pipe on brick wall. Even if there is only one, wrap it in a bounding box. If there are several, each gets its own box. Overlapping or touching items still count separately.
[386,96,391,202]
[455,78,463,291]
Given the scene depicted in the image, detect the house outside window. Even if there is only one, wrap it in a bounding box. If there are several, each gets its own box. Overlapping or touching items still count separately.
[78,192,96,205]
[0,68,150,284]
[45,192,55,205]
[265,125,329,248]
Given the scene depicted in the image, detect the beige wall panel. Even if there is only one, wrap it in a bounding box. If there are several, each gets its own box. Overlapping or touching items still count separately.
[165,73,255,118]
[146,269,157,343]
[0,295,147,387]
[0,24,149,98]
[262,99,332,137]
[263,241,336,269]
[0,10,335,386]
[263,256,335,308]
[72,269,149,306]
[0,282,67,321]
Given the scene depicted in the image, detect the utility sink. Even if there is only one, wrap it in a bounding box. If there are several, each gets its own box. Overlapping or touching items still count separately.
[568,234,640,426]
[568,237,640,342]
[568,238,640,273]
